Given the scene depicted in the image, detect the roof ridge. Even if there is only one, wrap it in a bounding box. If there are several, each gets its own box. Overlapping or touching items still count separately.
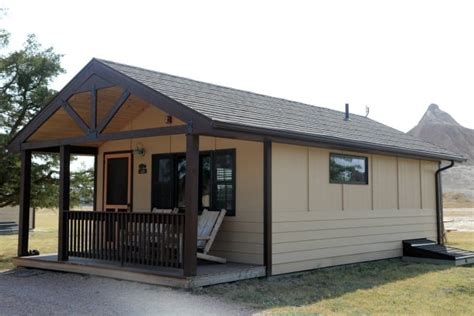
[94,58,464,161]
[95,58,372,121]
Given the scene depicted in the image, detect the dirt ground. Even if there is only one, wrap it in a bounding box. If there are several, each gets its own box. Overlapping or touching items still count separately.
[0,269,254,316]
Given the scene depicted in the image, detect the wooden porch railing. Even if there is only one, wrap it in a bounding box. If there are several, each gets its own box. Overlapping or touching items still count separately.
[65,211,185,269]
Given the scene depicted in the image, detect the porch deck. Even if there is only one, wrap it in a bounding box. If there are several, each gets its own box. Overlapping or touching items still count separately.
[13,254,266,288]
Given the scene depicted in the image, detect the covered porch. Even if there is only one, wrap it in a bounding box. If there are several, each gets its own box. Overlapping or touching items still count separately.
[8,59,271,286]
[13,254,265,288]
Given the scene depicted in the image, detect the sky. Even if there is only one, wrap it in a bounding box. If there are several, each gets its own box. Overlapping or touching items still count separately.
[1,0,473,135]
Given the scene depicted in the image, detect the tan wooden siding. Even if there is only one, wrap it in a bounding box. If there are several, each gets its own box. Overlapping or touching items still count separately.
[273,216,436,233]
[372,155,398,209]
[271,143,438,275]
[421,161,437,210]
[272,249,403,275]
[272,144,308,212]
[273,222,436,243]
[308,148,343,211]
[96,107,264,265]
[398,158,422,209]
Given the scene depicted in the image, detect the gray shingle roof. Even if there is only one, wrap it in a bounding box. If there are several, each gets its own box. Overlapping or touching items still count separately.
[98,59,465,161]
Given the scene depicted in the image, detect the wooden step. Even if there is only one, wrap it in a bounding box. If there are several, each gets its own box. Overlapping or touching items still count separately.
[403,238,474,266]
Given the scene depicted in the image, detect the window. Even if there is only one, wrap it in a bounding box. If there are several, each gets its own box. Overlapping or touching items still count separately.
[176,156,186,208]
[200,154,212,209]
[151,149,236,215]
[329,153,368,184]
[151,155,174,209]
[214,151,235,212]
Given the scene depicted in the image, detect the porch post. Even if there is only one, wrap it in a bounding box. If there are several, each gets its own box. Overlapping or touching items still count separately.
[263,140,272,276]
[93,153,98,211]
[58,145,71,261]
[17,150,32,257]
[184,133,199,276]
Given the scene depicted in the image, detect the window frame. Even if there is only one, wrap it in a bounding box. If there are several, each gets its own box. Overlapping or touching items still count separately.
[212,149,236,216]
[198,152,213,212]
[151,153,175,210]
[151,149,236,216]
[329,153,369,185]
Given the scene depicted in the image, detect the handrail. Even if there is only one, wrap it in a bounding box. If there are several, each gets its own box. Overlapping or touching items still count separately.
[65,210,185,269]
[65,210,185,216]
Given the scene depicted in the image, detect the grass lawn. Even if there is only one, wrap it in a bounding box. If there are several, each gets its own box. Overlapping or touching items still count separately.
[0,209,58,270]
[197,232,474,315]
[1,210,473,314]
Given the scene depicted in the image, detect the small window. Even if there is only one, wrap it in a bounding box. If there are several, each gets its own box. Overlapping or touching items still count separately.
[330,153,368,184]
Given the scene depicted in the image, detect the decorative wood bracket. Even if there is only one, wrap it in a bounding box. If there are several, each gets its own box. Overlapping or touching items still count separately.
[90,84,97,130]
[62,100,90,134]
[97,90,131,133]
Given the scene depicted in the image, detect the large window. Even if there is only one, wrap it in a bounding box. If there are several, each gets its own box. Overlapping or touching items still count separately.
[329,153,368,184]
[151,149,236,215]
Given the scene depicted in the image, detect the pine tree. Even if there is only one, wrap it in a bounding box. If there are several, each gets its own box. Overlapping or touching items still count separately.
[1,22,93,209]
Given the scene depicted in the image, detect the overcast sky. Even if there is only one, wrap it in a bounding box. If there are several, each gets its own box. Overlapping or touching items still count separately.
[2,0,473,133]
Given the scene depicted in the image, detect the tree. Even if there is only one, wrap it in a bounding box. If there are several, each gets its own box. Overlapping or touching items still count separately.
[0,9,8,49]
[0,25,93,210]
[70,166,94,207]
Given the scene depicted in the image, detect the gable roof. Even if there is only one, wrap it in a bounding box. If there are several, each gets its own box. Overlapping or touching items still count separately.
[97,59,465,162]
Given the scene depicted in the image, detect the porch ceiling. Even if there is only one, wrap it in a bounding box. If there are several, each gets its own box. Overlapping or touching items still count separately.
[28,107,85,142]
[6,58,213,153]
[26,85,185,146]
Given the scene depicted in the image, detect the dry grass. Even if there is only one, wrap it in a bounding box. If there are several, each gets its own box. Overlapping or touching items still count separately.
[446,231,474,251]
[444,192,474,208]
[2,210,473,314]
[198,231,474,315]
[0,209,58,270]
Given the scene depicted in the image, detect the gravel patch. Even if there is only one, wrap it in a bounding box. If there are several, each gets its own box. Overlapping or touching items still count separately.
[0,269,255,316]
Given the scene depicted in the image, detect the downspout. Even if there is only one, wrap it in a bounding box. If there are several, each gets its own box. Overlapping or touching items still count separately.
[435,160,455,245]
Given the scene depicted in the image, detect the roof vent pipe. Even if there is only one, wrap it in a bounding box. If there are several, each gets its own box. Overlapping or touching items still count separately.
[344,103,350,121]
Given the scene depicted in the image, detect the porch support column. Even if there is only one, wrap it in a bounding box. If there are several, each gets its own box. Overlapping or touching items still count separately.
[93,153,98,211]
[263,140,272,276]
[58,145,71,261]
[17,150,32,257]
[184,133,199,276]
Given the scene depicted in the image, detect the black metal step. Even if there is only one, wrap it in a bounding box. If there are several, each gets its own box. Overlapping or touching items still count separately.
[0,221,19,235]
[0,224,18,228]
[403,238,474,265]
[0,221,17,226]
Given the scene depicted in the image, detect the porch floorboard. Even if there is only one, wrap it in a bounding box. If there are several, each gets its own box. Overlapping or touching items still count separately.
[13,254,266,288]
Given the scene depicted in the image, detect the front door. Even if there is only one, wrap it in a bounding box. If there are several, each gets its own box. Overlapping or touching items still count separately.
[104,153,132,212]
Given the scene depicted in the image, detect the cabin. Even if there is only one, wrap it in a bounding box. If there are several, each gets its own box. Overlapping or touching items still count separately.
[7,59,465,287]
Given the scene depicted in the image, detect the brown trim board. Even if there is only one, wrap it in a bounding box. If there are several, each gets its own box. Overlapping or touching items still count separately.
[263,140,272,276]
[58,145,71,261]
[14,125,188,152]
[207,121,465,163]
[18,150,32,257]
